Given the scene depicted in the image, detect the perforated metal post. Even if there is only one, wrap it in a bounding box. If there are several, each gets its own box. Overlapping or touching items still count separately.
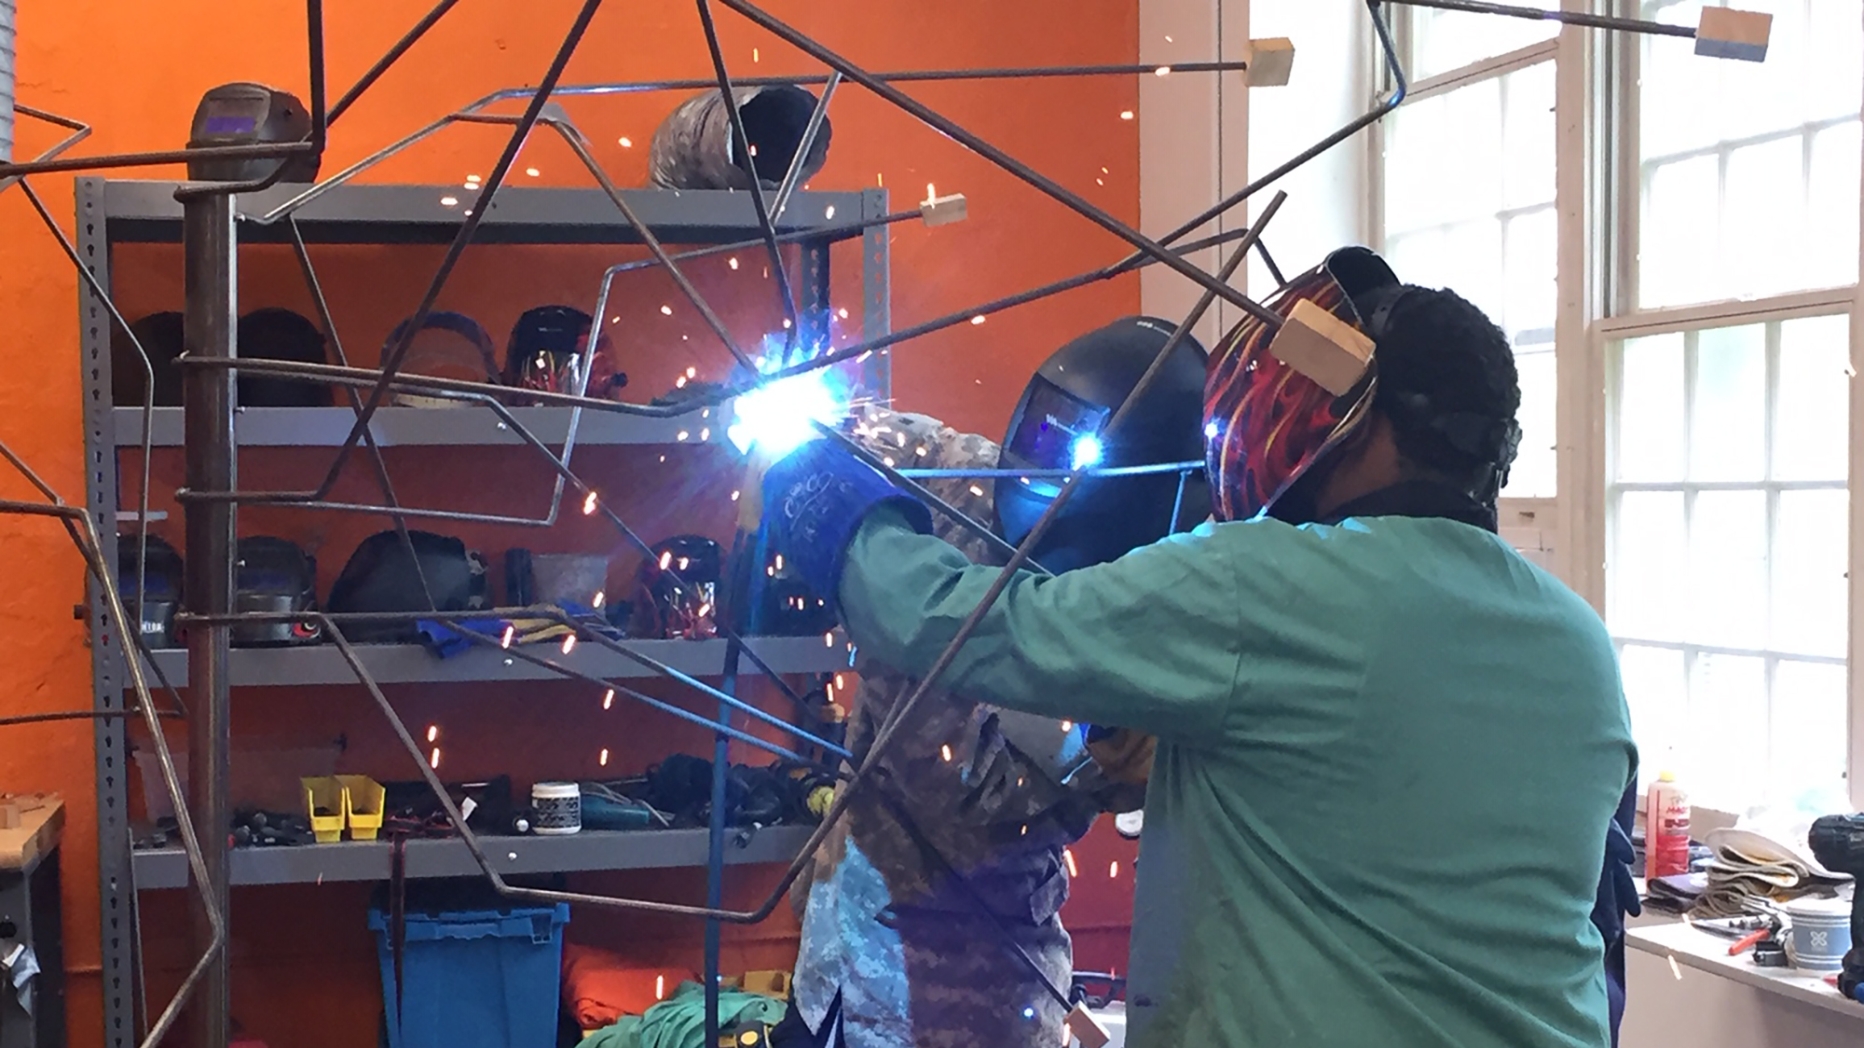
[179,190,236,1048]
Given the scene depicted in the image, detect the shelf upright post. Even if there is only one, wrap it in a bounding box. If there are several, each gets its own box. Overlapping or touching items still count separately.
[178,187,237,1048]
[703,639,741,1047]
[859,187,891,405]
[77,176,141,1048]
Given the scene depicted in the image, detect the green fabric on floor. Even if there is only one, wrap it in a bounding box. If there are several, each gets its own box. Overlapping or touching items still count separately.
[581,982,787,1048]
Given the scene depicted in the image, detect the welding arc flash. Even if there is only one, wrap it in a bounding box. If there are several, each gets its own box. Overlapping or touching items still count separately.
[1070,434,1105,471]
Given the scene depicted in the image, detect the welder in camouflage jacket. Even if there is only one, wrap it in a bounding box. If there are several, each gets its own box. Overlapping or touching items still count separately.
[787,406,1141,1048]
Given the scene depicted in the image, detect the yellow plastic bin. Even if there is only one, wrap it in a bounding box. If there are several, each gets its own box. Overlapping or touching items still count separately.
[338,774,386,841]
[302,776,346,843]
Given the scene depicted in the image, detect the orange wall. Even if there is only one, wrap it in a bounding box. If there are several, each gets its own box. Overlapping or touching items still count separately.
[0,3,1142,1047]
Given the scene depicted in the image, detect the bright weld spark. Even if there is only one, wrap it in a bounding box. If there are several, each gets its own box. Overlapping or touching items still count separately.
[1120,110,1135,121]
[882,456,895,467]
[561,634,577,655]
[835,673,845,690]
[824,632,835,647]
[753,46,759,61]
[700,427,711,441]
[592,590,606,609]
[775,554,784,570]
[583,491,598,515]
[525,166,540,177]
[603,689,615,710]
[837,307,849,319]
[678,557,690,571]
[659,551,673,570]
[727,336,852,456]
[467,173,482,182]
[660,304,673,316]
[971,315,986,325]
[440,195,459,207]
[655,975,666,1000]
[426,724,439,743]
[619,136,633,148]
[1110,861,1120,878]
[731,490,741,502]
[825,205,836,220]
[1061,720,1074,732]
[599,748,610,766]
[1155,65,1172,76]
[501,625,515,649]
[677,430,689,441]
[687,366,697,378]
[429,747,442,769]
[940,744,953,762]
[728,257,739,270]
[969,484,985,497]
[676,376,688,388]
[915,445,928,457]
[1064,849,1079,877]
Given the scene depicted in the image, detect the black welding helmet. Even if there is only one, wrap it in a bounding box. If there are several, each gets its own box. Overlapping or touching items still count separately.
[502,305,626,405]
[996,317,1210,573]
[237,308,331,407]
[118,533,184,649]
[232,536,322,647]
[327,531,490,644]
[112,311,185,408]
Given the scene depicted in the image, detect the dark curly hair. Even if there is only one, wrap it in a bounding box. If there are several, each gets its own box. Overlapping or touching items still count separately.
[1370,286,1521,485]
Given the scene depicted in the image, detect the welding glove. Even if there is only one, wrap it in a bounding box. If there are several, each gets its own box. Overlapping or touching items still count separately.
[759,437,932,605]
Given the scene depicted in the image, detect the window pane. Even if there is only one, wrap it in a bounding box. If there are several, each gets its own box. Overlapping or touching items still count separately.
[1616,333,1686,482]
[1806,122,1863,290]
[1769,660,1850,806]
[1611,491,1688,640]
[1620,643,1687,792]
[1411,7,1558,82]
[1503,207,1557,342]
[1688,490,1767,648]
[1686,652,1768,807]
[1639,156,1721,309]
[1637,0,1863,308]
[1773,489,1848,659]
[1774,313,1851,481]
[1721,137,1804,300]
[1689,324,1765,482]
[1508,349,1557,498]
[1501,61,1558,211]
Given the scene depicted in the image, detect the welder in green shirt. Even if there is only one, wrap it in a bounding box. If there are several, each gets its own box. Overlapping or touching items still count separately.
[759,248,1637,1048]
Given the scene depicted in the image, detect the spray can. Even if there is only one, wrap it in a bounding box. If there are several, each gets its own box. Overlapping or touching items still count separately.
[1645,770,1691,878]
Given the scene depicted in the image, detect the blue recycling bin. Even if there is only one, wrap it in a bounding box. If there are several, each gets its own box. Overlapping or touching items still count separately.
[368,901,570,1048]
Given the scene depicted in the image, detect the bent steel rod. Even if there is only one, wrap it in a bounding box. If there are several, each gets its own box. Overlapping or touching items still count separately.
[0,491,226,1048]
[716,0,1283,329]
[268,0,605,509]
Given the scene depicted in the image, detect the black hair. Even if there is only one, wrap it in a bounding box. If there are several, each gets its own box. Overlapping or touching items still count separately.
[1369,286,1521,488]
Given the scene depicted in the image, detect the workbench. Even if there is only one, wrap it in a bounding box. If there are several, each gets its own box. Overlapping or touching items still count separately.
[0,797,65,1048]
[1624,918,1862,1048]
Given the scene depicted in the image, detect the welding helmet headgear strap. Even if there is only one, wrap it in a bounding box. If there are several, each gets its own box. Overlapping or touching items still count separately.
[1204,247,1397,522]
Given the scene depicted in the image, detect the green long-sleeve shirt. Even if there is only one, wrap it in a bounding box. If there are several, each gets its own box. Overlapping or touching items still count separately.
[839,507,1635,1048]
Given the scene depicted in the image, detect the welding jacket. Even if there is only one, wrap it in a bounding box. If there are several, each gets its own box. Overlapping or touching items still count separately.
[790,408,1141,1048]
[834,479,1638,1048]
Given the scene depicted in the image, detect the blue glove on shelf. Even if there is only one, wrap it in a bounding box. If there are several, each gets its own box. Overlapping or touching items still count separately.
[760,439,932,604]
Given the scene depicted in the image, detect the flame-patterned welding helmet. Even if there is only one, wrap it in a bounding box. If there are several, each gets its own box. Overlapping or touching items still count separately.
[1203,247,1399,522]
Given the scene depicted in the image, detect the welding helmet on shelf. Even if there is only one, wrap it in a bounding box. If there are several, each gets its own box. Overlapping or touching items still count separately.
[237,308,331,407]
[327,530,490,644]
[118,533,184,649]
[501,305,626,406]
[385,310,500,408]
[231,536,322,647]
[111,311,185,408]
[629,535,721,640]
[1203,247,1398,523]
[995,316,1211,573]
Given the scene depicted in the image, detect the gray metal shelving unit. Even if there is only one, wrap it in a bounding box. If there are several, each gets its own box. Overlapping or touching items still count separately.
[78,178,888,1048]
